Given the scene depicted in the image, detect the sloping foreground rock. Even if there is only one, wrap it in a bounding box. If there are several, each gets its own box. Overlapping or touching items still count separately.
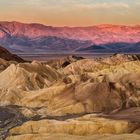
[6,111,140,140]
[6,107,140,139]
[8,115,138,135]
[6,133,140,140]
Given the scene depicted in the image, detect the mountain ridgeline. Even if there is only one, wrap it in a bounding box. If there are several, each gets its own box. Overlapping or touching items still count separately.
[0,21,140,53]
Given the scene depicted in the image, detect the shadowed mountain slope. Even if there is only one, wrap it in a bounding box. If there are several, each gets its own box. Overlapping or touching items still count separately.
[77,42,140,53]
[0,45,24,62]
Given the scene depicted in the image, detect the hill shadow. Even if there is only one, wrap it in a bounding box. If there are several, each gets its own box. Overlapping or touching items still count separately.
[77,42,140,53]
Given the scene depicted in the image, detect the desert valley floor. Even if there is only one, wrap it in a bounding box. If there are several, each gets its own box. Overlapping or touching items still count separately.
[0,46,140,140]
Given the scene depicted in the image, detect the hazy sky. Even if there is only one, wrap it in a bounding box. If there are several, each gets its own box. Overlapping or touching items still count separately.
[0,0,140,26]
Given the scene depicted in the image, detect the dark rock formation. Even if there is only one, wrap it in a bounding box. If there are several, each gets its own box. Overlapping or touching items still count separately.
[0,46,24,62]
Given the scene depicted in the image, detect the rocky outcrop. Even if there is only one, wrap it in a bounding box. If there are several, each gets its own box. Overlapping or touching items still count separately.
[0,61,62,106]
[102,54,140,64]
[6,134,140,140]
[0,106,26,140]
[46,55,84,69]
[7,114,139,136]
[0,54,140,139]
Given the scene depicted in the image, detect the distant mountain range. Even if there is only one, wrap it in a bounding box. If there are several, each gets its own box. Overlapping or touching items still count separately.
[0,21,140,53]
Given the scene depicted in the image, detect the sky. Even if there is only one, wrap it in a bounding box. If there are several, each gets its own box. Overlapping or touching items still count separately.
[0,0,140,26]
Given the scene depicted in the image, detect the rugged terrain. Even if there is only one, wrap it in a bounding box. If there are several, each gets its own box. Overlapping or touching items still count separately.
[0,21,140,53]
[0,47,140,139]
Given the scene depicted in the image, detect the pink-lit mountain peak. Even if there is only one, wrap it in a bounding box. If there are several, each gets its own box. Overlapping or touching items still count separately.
[0,21,140,45]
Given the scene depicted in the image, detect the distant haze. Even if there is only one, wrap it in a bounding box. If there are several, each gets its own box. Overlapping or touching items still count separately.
[0,0,140,26]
